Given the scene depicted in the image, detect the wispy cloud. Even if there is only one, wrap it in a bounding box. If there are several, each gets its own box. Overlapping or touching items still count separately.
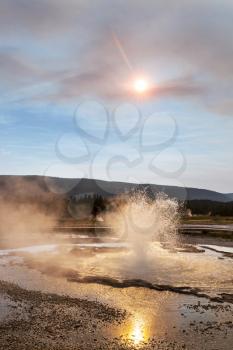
[0,0,232,114]
[0,0,233,192]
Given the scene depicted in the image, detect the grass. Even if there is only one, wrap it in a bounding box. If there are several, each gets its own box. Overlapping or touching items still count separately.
[182,216,233,225]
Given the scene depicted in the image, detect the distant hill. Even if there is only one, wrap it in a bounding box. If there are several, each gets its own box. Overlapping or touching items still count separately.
[0,175,231,203]
[227,193,233,201]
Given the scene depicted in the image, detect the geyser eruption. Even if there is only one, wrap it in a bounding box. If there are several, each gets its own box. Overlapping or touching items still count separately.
[106,191,180,265]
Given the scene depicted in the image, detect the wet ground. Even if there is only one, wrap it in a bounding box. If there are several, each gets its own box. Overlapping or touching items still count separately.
[0,231,233,349]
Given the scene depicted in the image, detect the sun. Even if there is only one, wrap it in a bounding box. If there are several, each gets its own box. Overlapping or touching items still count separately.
[133,78,149,94]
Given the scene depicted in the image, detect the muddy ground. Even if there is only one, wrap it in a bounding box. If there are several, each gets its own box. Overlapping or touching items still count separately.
[0,280,233,350]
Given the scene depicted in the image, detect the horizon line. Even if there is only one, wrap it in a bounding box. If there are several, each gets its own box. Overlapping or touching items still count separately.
[0,173,231,195]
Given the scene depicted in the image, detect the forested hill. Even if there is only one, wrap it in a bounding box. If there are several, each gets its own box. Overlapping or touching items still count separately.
[0,175,231,202]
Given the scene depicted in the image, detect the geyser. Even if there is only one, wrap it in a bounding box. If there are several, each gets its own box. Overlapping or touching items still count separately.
[105,191,180,263]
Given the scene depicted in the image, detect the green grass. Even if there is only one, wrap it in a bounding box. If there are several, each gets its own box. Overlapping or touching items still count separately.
[182,216,233,225]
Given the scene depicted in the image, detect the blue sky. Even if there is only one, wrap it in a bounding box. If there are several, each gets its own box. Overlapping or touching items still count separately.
[0,0,233,192]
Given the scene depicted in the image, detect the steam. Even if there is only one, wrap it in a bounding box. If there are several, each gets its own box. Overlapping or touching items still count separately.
[0,177,180,281]
[105,191,180,265]
[0,177,66,248]
[0,202,57,248]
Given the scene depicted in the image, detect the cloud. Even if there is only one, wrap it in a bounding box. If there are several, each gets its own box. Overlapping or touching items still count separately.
[35,71,203,104]
[0,0,233,114]
[0,51,42,89]
[0,0,85,38]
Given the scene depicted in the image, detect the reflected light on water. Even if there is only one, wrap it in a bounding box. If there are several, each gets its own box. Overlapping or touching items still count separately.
[126,317,149,346]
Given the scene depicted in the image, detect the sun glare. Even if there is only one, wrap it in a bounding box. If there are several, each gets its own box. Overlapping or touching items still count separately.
[133,78,149,94]
[125,317,149,346]
[131,320,144,344]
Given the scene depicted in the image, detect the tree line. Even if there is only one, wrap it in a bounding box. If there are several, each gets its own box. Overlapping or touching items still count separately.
[184,200,233,216]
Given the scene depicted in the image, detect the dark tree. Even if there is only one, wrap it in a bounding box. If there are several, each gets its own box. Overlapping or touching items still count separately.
[91,195,106,218]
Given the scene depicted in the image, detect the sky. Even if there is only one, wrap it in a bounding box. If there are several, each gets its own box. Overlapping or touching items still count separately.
[0,0,233,193]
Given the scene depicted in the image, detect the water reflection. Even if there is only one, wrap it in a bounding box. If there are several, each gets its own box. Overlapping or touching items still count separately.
[124,316,150,346]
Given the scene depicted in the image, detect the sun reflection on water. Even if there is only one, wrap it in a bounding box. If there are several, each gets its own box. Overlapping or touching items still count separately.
[126,317,149,346]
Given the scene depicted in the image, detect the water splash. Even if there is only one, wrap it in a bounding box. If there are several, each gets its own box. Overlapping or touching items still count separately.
[105,190,180,265]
